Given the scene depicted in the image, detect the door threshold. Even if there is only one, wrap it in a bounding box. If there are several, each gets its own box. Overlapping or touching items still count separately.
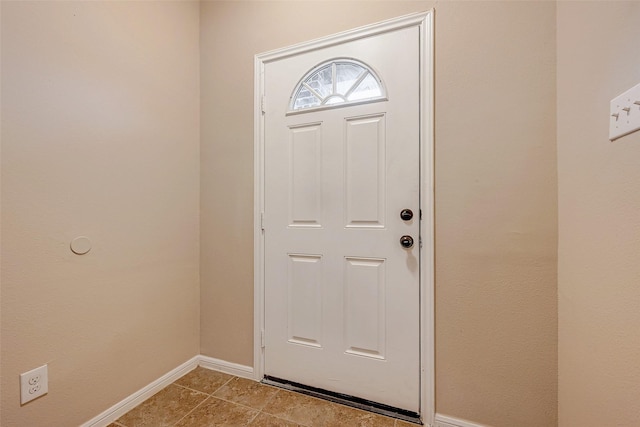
[262,376,422,425]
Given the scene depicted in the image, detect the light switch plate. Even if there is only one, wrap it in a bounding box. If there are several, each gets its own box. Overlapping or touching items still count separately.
[610,82,640,141]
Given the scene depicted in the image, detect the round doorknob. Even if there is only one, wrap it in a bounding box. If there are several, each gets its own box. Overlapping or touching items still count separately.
[400,209,414,221]
[400,235,414,248]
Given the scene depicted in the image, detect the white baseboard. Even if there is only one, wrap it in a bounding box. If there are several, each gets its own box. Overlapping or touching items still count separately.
[434,413,490,427]
[81,354,255,427]
[198,355,254,380]
[81,355,199,427]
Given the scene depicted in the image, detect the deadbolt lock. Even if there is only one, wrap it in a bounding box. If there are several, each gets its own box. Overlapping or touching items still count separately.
[400,209,414,221]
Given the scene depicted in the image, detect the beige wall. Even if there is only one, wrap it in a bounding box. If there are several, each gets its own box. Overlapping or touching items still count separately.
[557,2,640,426]
[200,2,558,426]
[435,2,557,425]
[1,2,200,426]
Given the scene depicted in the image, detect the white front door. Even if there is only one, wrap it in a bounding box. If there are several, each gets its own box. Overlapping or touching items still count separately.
[262,23,422,413]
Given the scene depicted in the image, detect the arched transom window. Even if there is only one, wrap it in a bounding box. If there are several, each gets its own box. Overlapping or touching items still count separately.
[289,59,386,112]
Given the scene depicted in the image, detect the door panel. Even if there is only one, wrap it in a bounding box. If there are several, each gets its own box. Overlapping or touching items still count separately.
[344,256,386,359]
[344,114,386,228]
[287,254,323,347]
[289,123,322,227]
[264,25,420,412]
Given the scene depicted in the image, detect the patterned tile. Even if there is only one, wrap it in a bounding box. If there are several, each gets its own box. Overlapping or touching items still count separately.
[213,377,279,410]
[114,369,414,427]
[116,384,208,427]
[174,366,234,394]
[262,390,337,426]
[325,404,396,427]
[174,396,259,427]
[395,420,420,426]
[248,412,300,426]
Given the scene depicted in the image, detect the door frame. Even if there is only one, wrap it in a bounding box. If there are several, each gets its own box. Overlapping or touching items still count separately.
[253,10,434,425]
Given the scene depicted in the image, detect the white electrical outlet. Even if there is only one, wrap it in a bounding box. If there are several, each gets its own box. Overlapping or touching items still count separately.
[20,364,48,404]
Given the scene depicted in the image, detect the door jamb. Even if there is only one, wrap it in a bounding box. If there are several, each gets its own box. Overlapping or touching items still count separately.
[253,10,435,426]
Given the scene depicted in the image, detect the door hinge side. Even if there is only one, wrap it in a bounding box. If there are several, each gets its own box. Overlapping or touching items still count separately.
[260,212,265,231]
[261,95,266,114]
[261,329,265,348]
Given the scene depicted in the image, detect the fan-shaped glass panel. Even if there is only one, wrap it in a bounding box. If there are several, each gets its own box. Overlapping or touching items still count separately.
[290,59,385,112]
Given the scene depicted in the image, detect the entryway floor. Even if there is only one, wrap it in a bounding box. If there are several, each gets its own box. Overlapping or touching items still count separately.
[108,367,416,427]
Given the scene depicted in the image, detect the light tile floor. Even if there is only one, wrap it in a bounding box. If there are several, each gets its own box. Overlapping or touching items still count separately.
[108,367,417,427]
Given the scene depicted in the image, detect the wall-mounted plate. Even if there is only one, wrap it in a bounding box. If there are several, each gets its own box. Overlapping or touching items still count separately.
[610,82,640,141]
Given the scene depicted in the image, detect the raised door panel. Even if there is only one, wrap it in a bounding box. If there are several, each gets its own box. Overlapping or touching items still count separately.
[344,114,386,228]
[289,123,323,227]
[344,257,386,359]
[287,254,323,347]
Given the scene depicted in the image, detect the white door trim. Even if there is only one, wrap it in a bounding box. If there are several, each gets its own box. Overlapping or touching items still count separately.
[253,10,434,425]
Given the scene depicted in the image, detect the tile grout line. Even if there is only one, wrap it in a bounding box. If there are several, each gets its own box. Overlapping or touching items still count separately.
[208,394,263,411]
[172,374,236,396]
[248,387,281,426]
[266,389,313,427]
[170,395,213,427]
[169,374,237,426]
[208,376,281,413]
[211,375,237,395]
[171,380,277,427]
[245,408,262,426]
[172,382,209,395]
[167,382,212,426]
[211,376,238,396]
[205,380,285,424]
